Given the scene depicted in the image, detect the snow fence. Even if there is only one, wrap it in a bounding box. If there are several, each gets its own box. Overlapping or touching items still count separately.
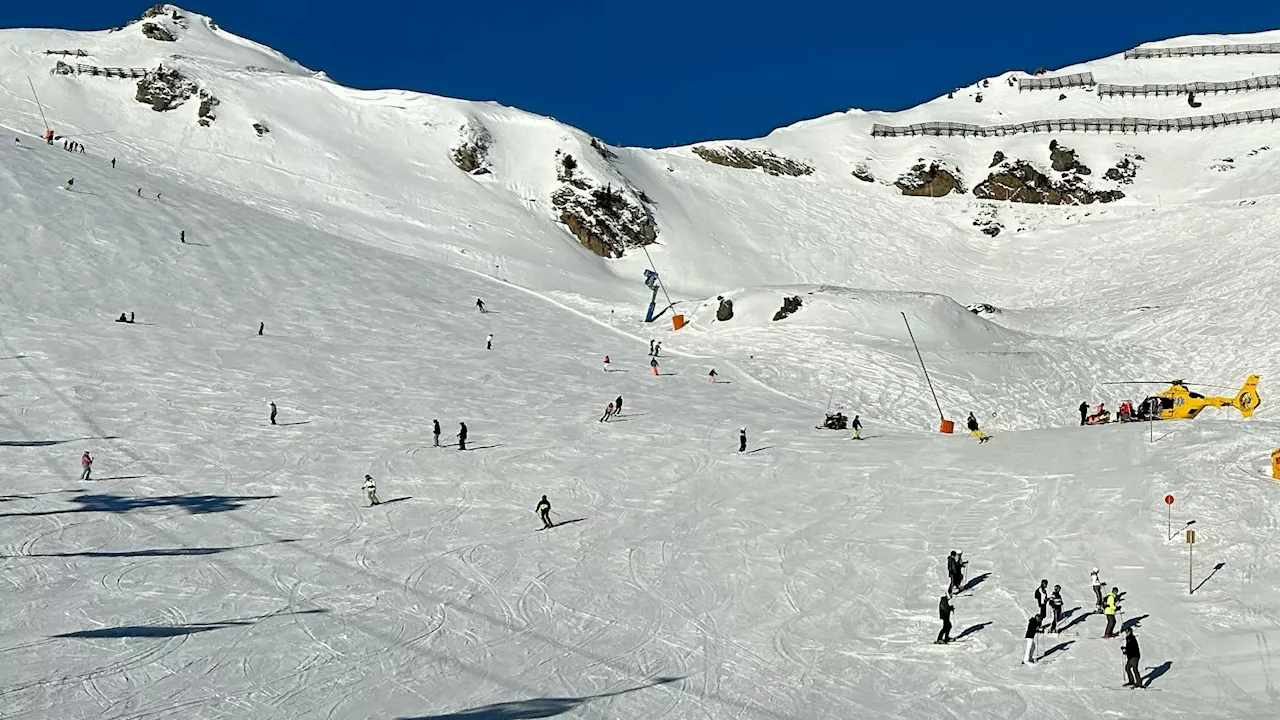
[870,107,1280,138]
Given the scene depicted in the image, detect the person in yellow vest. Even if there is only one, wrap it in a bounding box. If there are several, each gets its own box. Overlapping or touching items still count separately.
[966,412,989,444]
[1102,586,1120,638]
[536,495,553,529]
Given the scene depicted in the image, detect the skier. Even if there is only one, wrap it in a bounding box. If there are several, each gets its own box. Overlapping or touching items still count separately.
[1034,579,1050,626]
[739,428,747,453]
[129,311,135,323]
[614,395,623,415]
[137,188,142,197]
[1122,627,1142,688]
[270,401,278,426]
[1102,586,1120,638]
[180,230,185,244]
[111,157,116,169]
[966,412,989,443]
[1023,615,1039,664]
[851,414,863,440]
[602,355,611,371]
[432,419,441,447]
[476,298,486,313]
[458,421,468,450]
[486,333,493,350]
[708,368,718,382]
[258,322,264,336]
[650,358,659,376]
[950,551,967,594]
[156,193,162,201]
[62,178,74,190]
[946,551,959,594]
[79,451,93,481]
[79,144,85,155]
[649,339,655,356]
[362,474,381,506]
[1091,567,1104,611]
[936,595,954,644]
[1048,585,1064,633]
[536,495,553,529]
[600,402,615,422]
[654,341,662,357]
[1078,401,1088,426]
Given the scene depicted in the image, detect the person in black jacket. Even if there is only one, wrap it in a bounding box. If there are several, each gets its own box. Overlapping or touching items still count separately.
[432,419,441,447]
[1034,579,1050,626]
[1079,401,1089,426]
[739,428,747,453]
[536,495,553,529]
[1023,615,1039,663]
[946,552,958,594]
[936,596,954,644]
[458,422,468,450]
[1048,585,1065,633]
[1122,628,1142,687]
[966,412,989,443]
[614,395,623,416]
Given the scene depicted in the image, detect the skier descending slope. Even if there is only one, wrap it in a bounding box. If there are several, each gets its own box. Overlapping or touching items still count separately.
[936,596,954,644]
[536,495,553,529]
[967,412,989,443]
[362,475,381,506]
[476,298,486,313]
[614,395,623,415]
[708,368,718,382]
[739,428,747,453]
[650,358,660,376]
[1122,628,1143,688]
[458,422,468,451]
[1103,586,1120,638]
[79,451,93,481]
[270,402,278,426]
[599,402,614,423]
[851,414,862,440]
[602,355,611,372]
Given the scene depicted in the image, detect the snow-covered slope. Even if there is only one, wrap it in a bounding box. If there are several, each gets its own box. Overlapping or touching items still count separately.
[3,7,1280,719]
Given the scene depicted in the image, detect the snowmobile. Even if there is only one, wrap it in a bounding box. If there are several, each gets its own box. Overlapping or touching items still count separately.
[818,412,849,430]
[1106,375,1261,422]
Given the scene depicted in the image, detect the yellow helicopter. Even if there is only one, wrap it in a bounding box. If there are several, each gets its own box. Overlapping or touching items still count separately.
[1102,375,1261,422]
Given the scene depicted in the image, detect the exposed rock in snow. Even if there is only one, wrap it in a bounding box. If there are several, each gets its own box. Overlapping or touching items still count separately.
[135,66,197,111]
[551,151,657,258]
[974,160,1123,204]
[197,89,220,127]
[772,295,803,321]
[590,137,617,161]
[691,146,814,177]
[141,23,177,42]
[990,151,1006,168]
[896,161,965,197]
[252,121,270,136]
[1104,155,1142,184]
[1049,140,1091,175]
[450,119,494,175]
[852,162,875,183]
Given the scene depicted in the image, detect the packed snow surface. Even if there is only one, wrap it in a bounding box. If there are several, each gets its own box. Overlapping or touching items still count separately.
[3,7,1280,719]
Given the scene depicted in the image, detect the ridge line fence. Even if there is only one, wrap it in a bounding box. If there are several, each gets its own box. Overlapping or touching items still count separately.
[51,62,148,79]
[1018,72,1095,92]
[1126,43,1280,59]
[1098,73,1280,97]
[870,107,1280,138]
[44,49,89,57]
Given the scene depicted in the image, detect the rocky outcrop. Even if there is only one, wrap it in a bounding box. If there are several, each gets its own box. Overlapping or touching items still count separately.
[773,296,803,322]
[551,151,657,259]
[197,90,220,127]
[141,23,177,42]
[590,138,617,161]
[716,296,735,322]
[895,161,964,197]
[967,303,1000,315]
[135,66,197,111]
[1049,140,1090,174]
[140,4,169,19]
[989,151,1005,168]
[852,163,875,183]
[972,203,1003,237]
[973,161,1123,205]
[253,122,270,137]
[52,61,75,75]
[1104,154,1142,184]
[692,146,814,177]
[450,119,494,175]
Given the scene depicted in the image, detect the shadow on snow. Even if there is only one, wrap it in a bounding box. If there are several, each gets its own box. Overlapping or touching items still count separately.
[0,492,278,518]
[54,609,328,640]
[400,676,683,720]
[1,538,299,559]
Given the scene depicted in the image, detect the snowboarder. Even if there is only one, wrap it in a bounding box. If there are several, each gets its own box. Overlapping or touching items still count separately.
[739,428,747,453]
[62,178,74,190]
[1048,585,1064,633]
[486,333,493,350]
[602,355,611,371]
[851,414,863,440]
[614,395,623,415]
[269,401,278,426]
[258,322,264,336]
[79,451,93,481]
[536,495,553,529]
[362,474,381,506]
[180,230,185,244]
[111,157,116,169]
[966,412,989,443]
[1034,579,1050,626]
[1122,627,1142,687]
[1102,586,1120,638]
[1091,567,1104,610]
[936,596,954,644]
[476,298,486,313]
[458,421,468,450]
[432,419,441,447]
[600,402,615,422]
[1079,401,1088,426]
[1023,615,1039,664]
[650,358,659,375]
[708,368,718,382]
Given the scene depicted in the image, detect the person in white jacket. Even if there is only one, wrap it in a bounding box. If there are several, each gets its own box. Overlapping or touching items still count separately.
[1091,567,1104,611]
[1023,615,1039,664]
[362,475,381,506]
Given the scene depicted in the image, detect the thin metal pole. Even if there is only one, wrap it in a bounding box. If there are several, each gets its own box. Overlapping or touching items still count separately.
[640,245,675,312]
[1188,541,1193,595]
[902,312,944,420]
[28,77,50,130]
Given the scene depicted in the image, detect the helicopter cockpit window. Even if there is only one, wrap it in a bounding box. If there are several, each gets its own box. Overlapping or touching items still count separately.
[1161,397,1176,409]
[1188,391,1205,399]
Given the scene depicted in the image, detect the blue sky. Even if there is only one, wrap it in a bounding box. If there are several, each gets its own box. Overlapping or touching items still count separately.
[6,1,1280,147]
